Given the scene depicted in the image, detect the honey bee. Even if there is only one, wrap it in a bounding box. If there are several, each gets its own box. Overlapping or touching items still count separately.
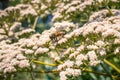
[50,31,65,42]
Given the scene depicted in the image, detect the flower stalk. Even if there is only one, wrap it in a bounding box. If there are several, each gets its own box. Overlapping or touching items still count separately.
[104,59,120,74]
[32,60,57,66]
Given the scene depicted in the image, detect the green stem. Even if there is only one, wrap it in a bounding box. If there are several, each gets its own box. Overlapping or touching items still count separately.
[104,59,120,74]
[29,55,35,80]
[36,70,58,73]
[32,16,39,29]
[30,64,34,80]
[18,69,109,76]
[106,6,114,16]
[18,69,59,73]
[32,60,57,66]
[10,74,14,80]
[84,68,109,76]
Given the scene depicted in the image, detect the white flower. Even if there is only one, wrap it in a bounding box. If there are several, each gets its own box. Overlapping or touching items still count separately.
[95,25,106,33]
[54,21,76,32]
[0,63,8,71]
[82,26,95,36]
[114,39,120,44]
[41,3,47,10]
[77,45,85,52]
[63,48,74,55]
[65,68,81,76]
[69,51,79,59]
[18,29,35,36]
[16,54,26,60]
[31,0,41,4]
[18,60,30,68]
[58,38,67,44]
[114,47,120,54]
[58,64,65,71]
[90,60,101,66]
[73,28,83,36]
[64,60,74,68]
[95,40,105,47]
[33,46,38,50]
[48,51,58,59]
[10,59,19,66]
[52,12,62,22]
[60,71,67,80]
[46,0,51,3]
[10,22,22,32]
[87,50,98,61]
[37,34,51,46]
[64,32,74,39]
[100,51,106,56]
[35,47,49,55]
[4,66,16,73]
[66,6,76,13]
[0,10,8,18]
[98,49,106,56]
[87,45,98,50]
[76,54,87,61]
[19,5,37,16]
[75,61,83,67]
[89,9,120,21]
[73,69,81,76]
[27,40,36,47]
[25,49,34,54]
[102,29,119,37]
[54,56,60,61]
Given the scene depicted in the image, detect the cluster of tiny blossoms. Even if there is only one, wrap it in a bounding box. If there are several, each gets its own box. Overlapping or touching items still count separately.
[89,9,120,22]
[0,42,30,73]
[0,0,59,20]
[52,0,120,22]
[52,0,94,22]
[0,0,120,80]
[0,4,37,22]
[0,24,35,73]
[53,10,120,80]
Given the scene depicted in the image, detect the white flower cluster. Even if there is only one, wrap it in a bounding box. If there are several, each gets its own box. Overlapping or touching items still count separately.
[52,0,120,22]
[97,0,119,3]
[60,68,81,80]
[17,4,37,17]
[54,21,77,32]
[30,0,58,17]
[2,4,37,21]
[35,47,49,55]
[0,42,30,73]
[89,9,120,22]
[0,0,120,79]
[34,21,78,47]
[52,0,94,22]
[0,21,77,73]
[0,25,37,73]
[0,22,35,42]
[0,10,8,18]
[53,10,120,80]
[0,31,49,73]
